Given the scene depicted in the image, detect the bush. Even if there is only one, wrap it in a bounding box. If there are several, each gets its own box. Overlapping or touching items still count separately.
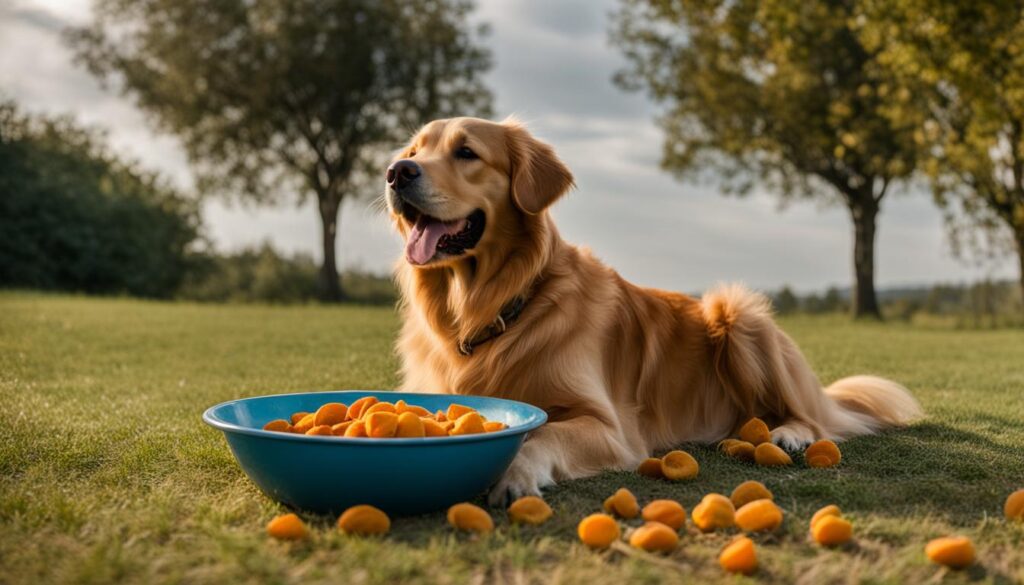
[0,100,199,297]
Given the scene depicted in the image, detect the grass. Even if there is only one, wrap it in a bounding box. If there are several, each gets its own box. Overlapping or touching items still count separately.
[1,291,1023,584]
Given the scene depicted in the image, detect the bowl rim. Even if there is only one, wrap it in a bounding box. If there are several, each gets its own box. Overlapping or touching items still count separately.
[202,390,548,445]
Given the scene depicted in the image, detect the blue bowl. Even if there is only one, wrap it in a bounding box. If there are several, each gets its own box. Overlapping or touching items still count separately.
[202,391,547,515]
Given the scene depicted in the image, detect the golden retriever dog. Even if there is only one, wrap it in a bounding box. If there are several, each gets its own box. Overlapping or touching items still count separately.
[384,117,922,505]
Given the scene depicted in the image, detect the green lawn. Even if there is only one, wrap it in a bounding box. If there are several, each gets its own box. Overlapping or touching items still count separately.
[2,292,1022,584]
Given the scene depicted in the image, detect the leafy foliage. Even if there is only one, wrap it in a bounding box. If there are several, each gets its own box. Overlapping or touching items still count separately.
[612,0,928,318]
[0,100,199,297]
[68,0,492,300]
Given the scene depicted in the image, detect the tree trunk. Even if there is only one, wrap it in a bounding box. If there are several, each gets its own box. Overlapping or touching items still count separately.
[850,199,882,320]
[318,196,343,302]
[1017,230,1024,310]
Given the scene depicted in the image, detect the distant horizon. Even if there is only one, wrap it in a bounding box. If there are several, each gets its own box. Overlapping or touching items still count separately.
[0,0,1017,294]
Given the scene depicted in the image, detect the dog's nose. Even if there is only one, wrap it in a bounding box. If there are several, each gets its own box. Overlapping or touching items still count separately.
[386,159,421,190]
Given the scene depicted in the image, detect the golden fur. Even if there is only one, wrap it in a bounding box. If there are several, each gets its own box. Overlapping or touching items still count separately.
[387,117,922,503]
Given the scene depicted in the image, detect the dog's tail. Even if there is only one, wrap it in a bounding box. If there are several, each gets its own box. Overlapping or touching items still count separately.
[701,284,922,440]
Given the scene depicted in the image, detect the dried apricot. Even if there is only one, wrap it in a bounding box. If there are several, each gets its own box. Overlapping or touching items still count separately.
[925,536,975,569]
[450,411,486,436]
[447,502,494,533]
[331,421,353,436]
[730,480,773,508]
[263,419,291,432]
[811,515,852,546]
[343,420,367,438]
[434,410,447,422]
[629,522,678,553]
[691,493,735,532]
[290,412,310,425]
[346,396,378,420]
[447,403,476,422]
[810,505,841,530]
[603,488,640,519]
[739,418,771,445]
[395,399,431,417]
[735,499,783,532]
[337,504,390,535]
[641,499,686,530]
[661,450,699,480]
[267,513,307,540]
[422,418,448,437]
[395,411,425,437]
[313,402,347,427]
[483,421,508,432]
[577,513,620,549]
[508,496,553,525]
[719,536,757,575]
[291,413,316,434]
[804,439,841,468]
[1005,489,1024,521]
[365,411,399,438]
[754,442,793,466]
[721,439,756,461]
[363,401,397,417]
[636,457,665,478]
[305,425,333,436]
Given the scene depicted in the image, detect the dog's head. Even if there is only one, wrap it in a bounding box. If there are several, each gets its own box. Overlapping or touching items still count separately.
[385,117,574,268]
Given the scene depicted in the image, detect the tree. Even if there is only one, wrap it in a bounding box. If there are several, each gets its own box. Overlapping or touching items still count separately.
[69,0,492,301]
[612,0,925,318]
[773,285,800,314]
[858,0,1024,308]
[0,99,199,297]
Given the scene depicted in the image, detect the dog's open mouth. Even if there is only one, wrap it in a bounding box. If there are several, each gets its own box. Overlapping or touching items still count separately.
[404,208,485,265]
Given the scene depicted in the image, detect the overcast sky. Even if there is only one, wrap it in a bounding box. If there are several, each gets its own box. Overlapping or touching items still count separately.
[1,0,1016,293]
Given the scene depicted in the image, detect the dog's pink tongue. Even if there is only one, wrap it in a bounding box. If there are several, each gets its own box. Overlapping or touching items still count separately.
[406,215,467,265]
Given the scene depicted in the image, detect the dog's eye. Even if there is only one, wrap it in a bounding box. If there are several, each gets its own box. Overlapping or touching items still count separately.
[454,146,478,160]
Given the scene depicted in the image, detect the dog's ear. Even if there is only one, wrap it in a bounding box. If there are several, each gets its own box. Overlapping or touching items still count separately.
[505,121,575,215]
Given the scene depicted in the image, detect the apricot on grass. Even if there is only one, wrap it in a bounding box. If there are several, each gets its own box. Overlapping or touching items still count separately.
[1005,489,1024,521]
[804,439,841,468]
[661,450,699,480]
[267,513,308,540]
[811,515,852,546]
[577,513,620,549]
[720,439,756,462]
[641,499,686,530]
[730,480,773,509]
[636,457,665,479]
[337,505,390,536]
[450,411,486,436]
[692,494,735,532]
[734,499,783,532]
[263,419,291,432]
[447,503,494,533]
[395,411,426,438]
[313,402,347,427]
[629,522,679,553]
[365,412,399,438]
[739,417,771,446]
[754,442,793,467]
[508,496,553,525]
[810,505,842,530]
[603,488,640,519]
[925,536,975,569]
[719,536,757,575]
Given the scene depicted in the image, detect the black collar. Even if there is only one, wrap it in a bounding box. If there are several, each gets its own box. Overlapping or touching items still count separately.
[457,295,528,356]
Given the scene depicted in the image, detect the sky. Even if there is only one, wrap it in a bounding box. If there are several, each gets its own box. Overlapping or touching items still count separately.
[0,0,1016,293]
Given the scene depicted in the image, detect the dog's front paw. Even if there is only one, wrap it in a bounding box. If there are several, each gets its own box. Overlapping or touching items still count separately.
[487,447,552,507]
[771,422,815,451]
